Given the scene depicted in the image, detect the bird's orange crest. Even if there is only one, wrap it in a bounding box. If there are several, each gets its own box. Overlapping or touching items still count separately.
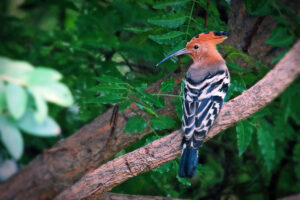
[186,31,228,49]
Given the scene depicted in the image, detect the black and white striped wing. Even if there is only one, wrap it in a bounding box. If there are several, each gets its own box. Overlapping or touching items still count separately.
[182,70,230,148]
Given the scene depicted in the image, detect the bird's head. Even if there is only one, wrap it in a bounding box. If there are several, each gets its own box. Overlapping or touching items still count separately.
[156,31,228,66]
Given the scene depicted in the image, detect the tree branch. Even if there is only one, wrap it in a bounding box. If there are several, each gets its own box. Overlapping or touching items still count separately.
[54,40,300,200]
[0,63,187,200]
[99,192,189,200]
[278,194,300,200]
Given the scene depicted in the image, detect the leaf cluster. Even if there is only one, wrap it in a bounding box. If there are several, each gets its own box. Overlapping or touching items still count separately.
[0,57,73,160]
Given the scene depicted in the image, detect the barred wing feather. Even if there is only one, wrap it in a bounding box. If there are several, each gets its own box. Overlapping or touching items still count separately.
[182,70,229,148]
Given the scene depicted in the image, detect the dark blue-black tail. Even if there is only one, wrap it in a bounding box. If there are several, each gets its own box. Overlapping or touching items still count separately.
[178,145,198,178]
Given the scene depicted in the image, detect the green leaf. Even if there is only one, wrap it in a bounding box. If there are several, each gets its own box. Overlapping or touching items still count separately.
[5,83,28,119]
[224,46,250,62]
[230,76,247,93]
[251,107,271,119]
[0,80,6,112]
[271,48,289,64]
[295,163,300,181]
[280,83,300,125]
[224,75,247,101]
[176,175,191,187]
[265,25,295,47]
[123,116,147,134]
[95,95,126,104]
[55,0,78,11]
[93,84,128,94]
[176,98,182,119]
[243,73,258,85]
[0,116,23,159]
[150,115,175,130]
[30,82,73,107]
[236,120,254,156]
[293,144,300,180]
[157,96,165,109]
[26,67,62,85]
[256,127,275,171]
[153,0,189,9]
[293,143,300,163]
[160,77,175,92]
[149,31,185,45]
[119,101,131,111]
[92,76,129,95]
[0,57,33,83]
[135,91,164,108]
[18,110,61,137]
[136,103,158,117]
[136,83,148,91]
[145,135,161,145]
[124,27,152,34]
[226,62,248,73]
[28,88,48,123]
[94,75,125,84]
[148,15,186,28]
[152,161,173,173]
[224,83,234,101]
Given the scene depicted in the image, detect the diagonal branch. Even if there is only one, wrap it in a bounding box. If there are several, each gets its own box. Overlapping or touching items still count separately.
[54,41,300,200]
[0,62,187,200]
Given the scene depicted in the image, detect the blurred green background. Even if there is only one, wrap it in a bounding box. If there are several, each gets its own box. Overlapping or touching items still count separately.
[0,0,299,199]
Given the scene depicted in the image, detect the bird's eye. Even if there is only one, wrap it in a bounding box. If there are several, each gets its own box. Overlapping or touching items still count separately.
[194,45,199,49]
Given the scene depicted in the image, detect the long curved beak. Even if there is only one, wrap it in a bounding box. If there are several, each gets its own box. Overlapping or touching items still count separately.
[156,48,190,66]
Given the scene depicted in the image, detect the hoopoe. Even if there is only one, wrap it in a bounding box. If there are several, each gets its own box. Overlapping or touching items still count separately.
[157,31,230,178]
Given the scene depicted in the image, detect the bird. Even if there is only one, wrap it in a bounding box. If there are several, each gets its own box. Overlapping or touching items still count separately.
[156,31,230,178]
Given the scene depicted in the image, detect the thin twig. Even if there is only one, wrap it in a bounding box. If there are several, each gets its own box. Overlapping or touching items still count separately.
[185,0,195,40]
[152,93,182,98]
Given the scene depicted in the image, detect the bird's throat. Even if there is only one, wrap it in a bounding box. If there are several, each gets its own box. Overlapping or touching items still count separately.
[191,53,224,68]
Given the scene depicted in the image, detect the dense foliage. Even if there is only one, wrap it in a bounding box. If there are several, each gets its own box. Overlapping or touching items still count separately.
[0,0,299,199]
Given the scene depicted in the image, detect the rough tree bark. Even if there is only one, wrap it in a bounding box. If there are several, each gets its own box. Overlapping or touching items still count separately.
[225,0,278,65]
[225,0,300,67]
[54,40,300,200]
